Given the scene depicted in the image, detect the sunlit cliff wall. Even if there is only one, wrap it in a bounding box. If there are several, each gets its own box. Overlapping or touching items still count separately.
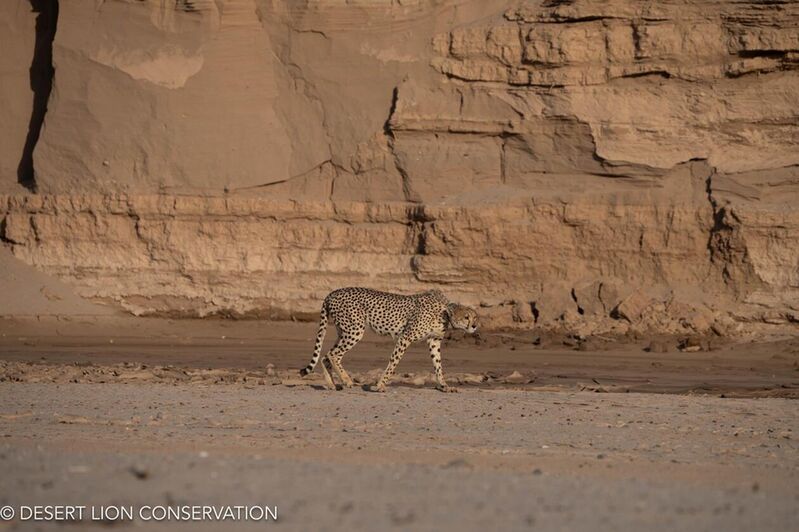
[1,0,797,332]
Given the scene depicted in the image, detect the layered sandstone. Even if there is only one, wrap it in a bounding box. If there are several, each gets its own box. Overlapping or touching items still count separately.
[2,184,797,334]
[0,0,797,333]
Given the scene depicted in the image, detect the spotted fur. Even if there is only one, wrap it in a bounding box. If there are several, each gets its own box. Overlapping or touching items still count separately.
[299,287,478,392]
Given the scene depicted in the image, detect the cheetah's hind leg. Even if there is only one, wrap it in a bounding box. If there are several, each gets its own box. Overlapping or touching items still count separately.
[326,328,363,389]
[329,354,355,388]
[319,357,337,390]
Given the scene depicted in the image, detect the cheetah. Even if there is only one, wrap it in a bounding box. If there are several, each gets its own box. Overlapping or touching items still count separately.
[299,287,478,393]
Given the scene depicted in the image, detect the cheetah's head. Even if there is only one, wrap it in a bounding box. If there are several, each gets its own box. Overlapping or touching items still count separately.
[446,303,479,334]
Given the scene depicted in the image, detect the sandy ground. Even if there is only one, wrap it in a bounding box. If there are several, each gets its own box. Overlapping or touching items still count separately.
[0,317,798,531]
[1,317,798,396]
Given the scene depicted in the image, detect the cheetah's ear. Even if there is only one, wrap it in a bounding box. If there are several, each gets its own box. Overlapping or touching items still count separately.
[445,303,458,321]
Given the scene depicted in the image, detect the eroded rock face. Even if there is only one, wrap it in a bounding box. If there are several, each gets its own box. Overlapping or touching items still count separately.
[0,0,797,333]
[1,182,796,333]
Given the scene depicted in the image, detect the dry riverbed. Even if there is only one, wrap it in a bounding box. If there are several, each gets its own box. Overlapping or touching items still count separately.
[0,317,797,530]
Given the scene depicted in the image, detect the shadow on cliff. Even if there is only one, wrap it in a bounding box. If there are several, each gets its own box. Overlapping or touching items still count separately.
[17,0,59,192]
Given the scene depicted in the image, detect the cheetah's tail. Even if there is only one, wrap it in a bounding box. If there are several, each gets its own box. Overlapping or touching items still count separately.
[299,304,328,376]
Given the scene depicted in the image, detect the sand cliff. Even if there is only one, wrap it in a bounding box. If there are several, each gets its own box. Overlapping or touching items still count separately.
[1,0,797,333]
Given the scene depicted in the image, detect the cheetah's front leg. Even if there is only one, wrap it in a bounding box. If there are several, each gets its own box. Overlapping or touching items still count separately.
[428,338,457,393]
[369,336,411,392]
